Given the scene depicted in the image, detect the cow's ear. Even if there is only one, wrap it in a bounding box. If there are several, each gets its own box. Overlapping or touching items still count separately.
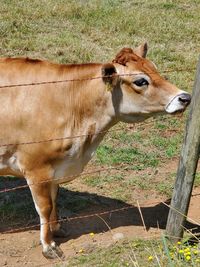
[133,42,148,58]
[101,63,118,90]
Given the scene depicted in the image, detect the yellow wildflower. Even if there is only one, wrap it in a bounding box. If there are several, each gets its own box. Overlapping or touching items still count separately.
[185,251,191,256]
[177,241,181,245]
[184,247,190,253]
[194,250,199,255]
[89,232,95,237]
[148,256,154,261]
[79,249,84,253]
[178,250,184,254]
[185,255,191,261]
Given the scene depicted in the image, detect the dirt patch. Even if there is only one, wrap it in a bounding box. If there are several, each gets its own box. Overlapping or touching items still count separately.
[1,159,200,266]
[1,193,200,266]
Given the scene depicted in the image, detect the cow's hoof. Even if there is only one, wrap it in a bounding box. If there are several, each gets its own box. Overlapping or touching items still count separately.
[42,243,65,260]
[53,227,70,238]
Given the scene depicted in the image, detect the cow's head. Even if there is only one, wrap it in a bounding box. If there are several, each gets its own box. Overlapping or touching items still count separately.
[102,43,191,123]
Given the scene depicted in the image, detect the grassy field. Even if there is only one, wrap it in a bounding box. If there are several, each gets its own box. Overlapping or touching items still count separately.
[68,238,200,267]
[1,0,200,266]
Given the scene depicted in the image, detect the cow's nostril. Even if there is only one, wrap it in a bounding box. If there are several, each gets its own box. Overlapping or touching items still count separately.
[178,93,191,105]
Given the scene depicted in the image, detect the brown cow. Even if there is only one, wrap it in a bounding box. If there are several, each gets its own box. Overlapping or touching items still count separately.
[0,43,191,259]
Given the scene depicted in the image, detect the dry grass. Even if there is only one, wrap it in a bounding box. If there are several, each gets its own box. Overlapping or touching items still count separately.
[1,0,200,266]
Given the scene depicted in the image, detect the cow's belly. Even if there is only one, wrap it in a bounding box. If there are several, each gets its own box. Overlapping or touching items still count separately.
[0,152,24,178]
[0,146,95,183]
[53,158,84,184]
[52,146,96,184]
[52,152,96,184]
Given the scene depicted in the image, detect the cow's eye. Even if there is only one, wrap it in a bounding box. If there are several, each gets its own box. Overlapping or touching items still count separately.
[133,78,149,87]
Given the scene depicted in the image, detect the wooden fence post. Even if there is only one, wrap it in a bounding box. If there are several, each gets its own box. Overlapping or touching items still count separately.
[166,57,200,240]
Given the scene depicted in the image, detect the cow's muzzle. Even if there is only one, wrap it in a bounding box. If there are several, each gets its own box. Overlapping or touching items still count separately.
[178,93,191,106]
[165,93,191,114]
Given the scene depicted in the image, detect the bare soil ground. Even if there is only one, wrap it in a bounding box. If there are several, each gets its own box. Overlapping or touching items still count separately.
[1,160,200,267]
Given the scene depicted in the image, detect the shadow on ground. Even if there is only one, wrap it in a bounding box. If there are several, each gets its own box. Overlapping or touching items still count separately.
[1,176,199,243]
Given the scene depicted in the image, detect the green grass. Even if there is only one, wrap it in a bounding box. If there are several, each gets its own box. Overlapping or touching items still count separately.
[66,237,200,267]
[83,169,175,202]
[1,0,200,265]
[96,145,159,169]
[95,117,184,169]
[84,174,124,188]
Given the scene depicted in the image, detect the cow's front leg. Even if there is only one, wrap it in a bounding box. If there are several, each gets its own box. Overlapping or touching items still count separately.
[28,178,64,259]
[50,183,69,238]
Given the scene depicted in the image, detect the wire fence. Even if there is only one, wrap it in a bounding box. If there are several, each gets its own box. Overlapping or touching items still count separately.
[0,126,124,148]
[0,67,196,89]
[2,194,200,267]
[0,65,198,266]
[0,116,161,148]
[0,166,115,193]
[2,188,200,235]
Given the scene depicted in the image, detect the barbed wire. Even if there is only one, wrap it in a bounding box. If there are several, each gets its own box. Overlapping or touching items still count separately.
[0,116,184,193]
[0,110,186,149]
[0,199,172,234]
[0,125,125,148]
[1,204,132,234]
[0,117,159,148]
[161,201,200,227]
[1,170,200,265]
[0,166,114,194]
[2,195,200,236]
[0,67,196,89]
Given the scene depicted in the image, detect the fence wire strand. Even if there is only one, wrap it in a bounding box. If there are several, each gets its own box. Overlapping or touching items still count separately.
[0,118,161,148]
[0,67,196,89]
[0,126,125,148]
[0,166,114,193]
[2,195,200,236]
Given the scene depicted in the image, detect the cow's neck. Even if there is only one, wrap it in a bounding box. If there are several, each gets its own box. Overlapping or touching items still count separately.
[64,75,117,166]
[61,63,118,142]
[75,90,117,160]
[52,82,117,181]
